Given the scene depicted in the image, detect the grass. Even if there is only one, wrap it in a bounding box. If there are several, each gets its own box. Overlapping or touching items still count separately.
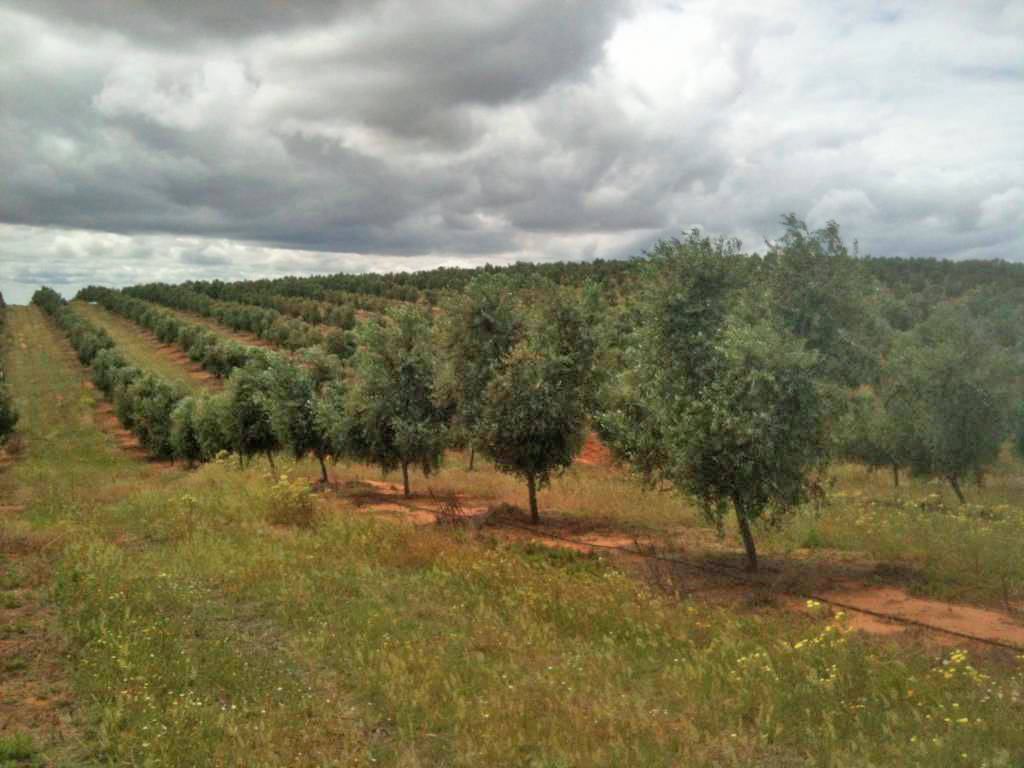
[2,304,1024,766]
[72,300,210,393]
[757,453,1024,607]
[0,731,42,767]
[318,448,1024,609]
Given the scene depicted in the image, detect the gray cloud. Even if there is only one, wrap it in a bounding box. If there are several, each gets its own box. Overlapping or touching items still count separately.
[1,0,1023,304]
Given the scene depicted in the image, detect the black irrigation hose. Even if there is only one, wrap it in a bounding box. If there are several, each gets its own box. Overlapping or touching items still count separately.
[493,519,1024,653]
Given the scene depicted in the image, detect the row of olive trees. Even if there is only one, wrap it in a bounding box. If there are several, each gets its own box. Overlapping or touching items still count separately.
[0,293,18,445]
[122,283,355,358]
[82,287,271,379]
[41,212,1024,571]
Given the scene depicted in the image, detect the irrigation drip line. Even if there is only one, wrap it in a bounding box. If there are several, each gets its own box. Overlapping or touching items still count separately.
[493,518,1024,654]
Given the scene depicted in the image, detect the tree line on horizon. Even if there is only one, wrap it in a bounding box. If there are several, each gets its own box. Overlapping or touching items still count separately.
[20,216,1024,571]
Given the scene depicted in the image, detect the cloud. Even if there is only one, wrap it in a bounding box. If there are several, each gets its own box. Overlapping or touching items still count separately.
[1,0,1023,304]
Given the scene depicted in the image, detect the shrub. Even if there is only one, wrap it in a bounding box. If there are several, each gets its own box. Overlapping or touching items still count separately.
[0,389,17,445]
[265,475,318,528]
[169,397,203,467]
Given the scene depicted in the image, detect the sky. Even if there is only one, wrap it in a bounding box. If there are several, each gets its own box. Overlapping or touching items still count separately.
[1,0,1022,305]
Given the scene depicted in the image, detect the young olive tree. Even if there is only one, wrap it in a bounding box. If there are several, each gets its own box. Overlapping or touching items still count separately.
[170,396,204,467]
[434,273,524,470]
[598,231,832,571]
[0,388,16,445]
[194,394,232,460]
[1015,401,1024,460]
[839,392,907,487]
[477,281,595,523]
[765,215,882,387]
[346,307,448,497]
[266,352,346,483]
[222,358,281,471]
[883,305,1012,503]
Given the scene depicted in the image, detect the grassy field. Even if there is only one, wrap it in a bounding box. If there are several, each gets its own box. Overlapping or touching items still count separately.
[2,304,1024,766]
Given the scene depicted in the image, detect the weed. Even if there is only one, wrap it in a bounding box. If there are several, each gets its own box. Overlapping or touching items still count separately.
[0,732,41,767]
[265,474,318,528]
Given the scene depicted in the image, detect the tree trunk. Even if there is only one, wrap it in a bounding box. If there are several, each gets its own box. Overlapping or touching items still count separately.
[401,461,410,498]
[266,450,277,476]
[892,464,900,488]
[948,475,966,505]
[468,444,475,471]
[734,502,758,572]
[527,473,539,524]
[317,453,329,484]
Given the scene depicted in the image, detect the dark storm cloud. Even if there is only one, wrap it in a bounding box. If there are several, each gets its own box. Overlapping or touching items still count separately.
[1,0,1022,304]
[4,0,378,42]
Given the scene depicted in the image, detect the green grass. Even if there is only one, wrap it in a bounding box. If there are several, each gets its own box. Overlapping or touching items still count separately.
[2,304,1024,766]
[72,300,210,393]
[0,731,42,767]
[757,454,1024,606]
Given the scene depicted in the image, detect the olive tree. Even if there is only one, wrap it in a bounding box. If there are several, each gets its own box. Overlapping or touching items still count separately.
[1015,401,1024,460]
[170,396,204,467]
[194,394,232,460]
[434,273,524,470]
[765,215,882,387]
[0,388,16,445]
[598,231,831,571]
[839,392,908,487]
[346,307,448,497]
[883,305,1012,503]
[222,358,281,471]
[266,353,346,483]
[127,373,182,459]
[477,281,595,523]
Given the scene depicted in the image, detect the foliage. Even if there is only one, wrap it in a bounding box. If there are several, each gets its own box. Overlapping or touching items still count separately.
[478,279,595,522]
[126,373,183,459]
[266,353,344,482]
[598,231,831,570]
[0,388,16,446]
[434,273,524,465]
[347,307,448,496]
[30,286,65,314]
[169,396,204,467]
[221,359,280,469]
[1015,401,1024,459]
[838,391,908,485]
[193,394,232,461]
[0,308,16,445]
[882,304,1014,502]
[764,215,883,387]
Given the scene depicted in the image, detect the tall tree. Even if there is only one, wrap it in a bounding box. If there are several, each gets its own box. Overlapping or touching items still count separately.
[598,231,832,571]
[346,307,448,497]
